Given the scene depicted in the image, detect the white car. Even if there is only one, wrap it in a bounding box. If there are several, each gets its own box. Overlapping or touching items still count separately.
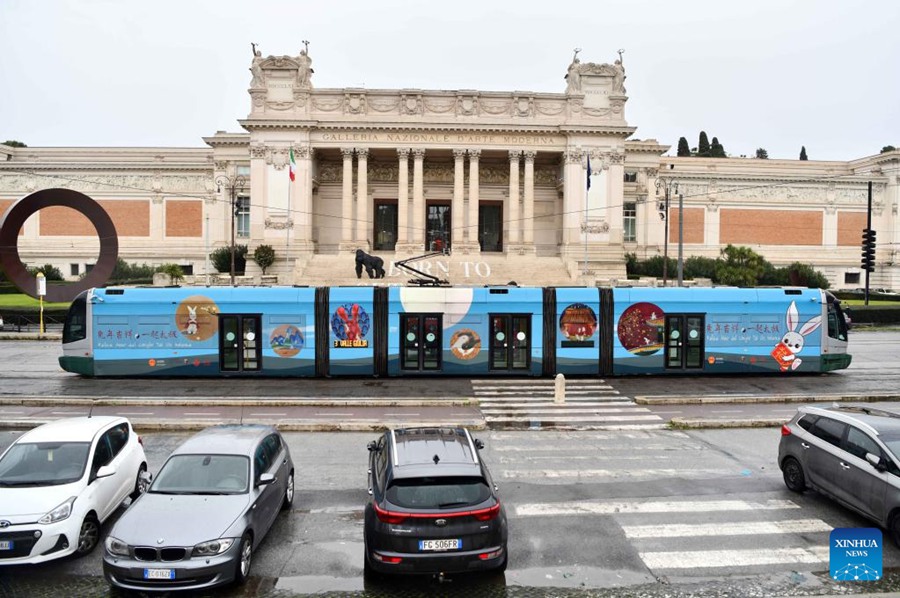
[0,416,148,564]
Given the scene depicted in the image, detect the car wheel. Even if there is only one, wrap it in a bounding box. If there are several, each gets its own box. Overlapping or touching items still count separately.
[234,532,252,585]
[130,463,149,500]
[281,470,294,511]
[782,457,806,493]
[75,515,101,556]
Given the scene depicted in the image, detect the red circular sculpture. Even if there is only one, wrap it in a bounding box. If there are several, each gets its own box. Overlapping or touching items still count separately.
[0,188,118,302]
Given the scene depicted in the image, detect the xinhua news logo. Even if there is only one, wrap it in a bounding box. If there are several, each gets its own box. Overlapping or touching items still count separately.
[830,528,882,581]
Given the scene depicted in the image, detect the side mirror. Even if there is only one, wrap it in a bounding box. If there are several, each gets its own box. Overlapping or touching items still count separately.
[95,464,116,479]
[367,441,378,452]
[257,473,276,487]
[866,453,887,472]
[474,439,485,450]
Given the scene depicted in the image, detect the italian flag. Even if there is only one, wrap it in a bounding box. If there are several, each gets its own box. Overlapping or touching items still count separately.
[289,148,296,182]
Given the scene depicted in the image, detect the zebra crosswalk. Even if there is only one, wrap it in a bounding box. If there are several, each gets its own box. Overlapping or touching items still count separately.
[472,378,665,430]
[515,495,833,573]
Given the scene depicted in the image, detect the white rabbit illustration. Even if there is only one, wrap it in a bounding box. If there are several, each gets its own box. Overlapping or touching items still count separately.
[183,305,199,335]
[772,300,822,371]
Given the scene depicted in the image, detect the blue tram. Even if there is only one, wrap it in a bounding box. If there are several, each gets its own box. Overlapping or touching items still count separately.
[59,285,852,377]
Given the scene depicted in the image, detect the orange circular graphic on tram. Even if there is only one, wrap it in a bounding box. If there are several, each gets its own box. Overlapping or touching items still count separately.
[450,329,481,360]
[175,295,220,341]
[270,324,304,358]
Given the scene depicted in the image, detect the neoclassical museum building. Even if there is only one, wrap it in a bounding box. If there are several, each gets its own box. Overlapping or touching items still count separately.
[1,48,898,290]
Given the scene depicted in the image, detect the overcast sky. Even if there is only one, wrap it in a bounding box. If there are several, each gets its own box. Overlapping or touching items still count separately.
[2,0,897,161]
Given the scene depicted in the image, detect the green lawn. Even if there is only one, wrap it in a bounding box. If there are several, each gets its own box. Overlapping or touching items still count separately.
[841,299,900,306]
[0,294,71,309]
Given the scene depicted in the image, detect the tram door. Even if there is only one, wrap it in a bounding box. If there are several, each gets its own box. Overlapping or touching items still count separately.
[664,314,705,370]
[220,315,262,373]
[489,314,530,371]
[401,314,442,371]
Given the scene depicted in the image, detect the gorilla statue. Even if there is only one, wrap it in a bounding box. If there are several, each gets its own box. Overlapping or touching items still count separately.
[355,249,386,279]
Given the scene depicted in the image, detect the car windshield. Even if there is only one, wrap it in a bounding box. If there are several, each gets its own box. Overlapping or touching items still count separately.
[150,454,250,495]
[877,432,900,461]
[0,442,89,486]
[386,476,491,509]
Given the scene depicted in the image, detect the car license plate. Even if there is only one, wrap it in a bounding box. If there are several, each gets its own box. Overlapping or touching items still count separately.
[0,541,12,551]
[143,568,175,580]
[419,538,461,551]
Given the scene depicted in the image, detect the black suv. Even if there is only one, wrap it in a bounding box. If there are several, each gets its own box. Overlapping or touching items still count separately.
[364,427,508,576]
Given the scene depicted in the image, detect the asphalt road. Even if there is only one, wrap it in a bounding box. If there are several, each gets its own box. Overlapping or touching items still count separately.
[0,331,898,431]
[3,429,900,597]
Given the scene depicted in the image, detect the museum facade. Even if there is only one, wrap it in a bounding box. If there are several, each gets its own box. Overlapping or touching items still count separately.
[1,49,897,289]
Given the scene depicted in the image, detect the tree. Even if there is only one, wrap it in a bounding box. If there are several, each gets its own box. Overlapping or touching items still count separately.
[109,258,156,283]
[210,245,248,274]
[698,131,711,157]
[882,145,897,153]
[683,256,719,280]
[786,262,829,289]
[2,140,27,148]
[799,146,808,160]
[755,148,769,159]
[715,245,768,287]
[676,137,691,157]
[253,244,276,274]
[27,264,64,281]
[157,263,185,285]
[710,137,726,158]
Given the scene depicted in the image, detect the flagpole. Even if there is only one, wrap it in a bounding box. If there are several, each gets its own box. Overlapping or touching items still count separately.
[286,147,294,276]
[584,152,590,279]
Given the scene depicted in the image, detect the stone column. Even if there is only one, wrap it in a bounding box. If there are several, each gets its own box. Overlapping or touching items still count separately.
[562,149,584,251]
[607,152,625,244]
[468,149,481,251]
[412,148,426,248]
[523,151,536,247]
[452,149,466,251]
[355,148,369,249]
[397,148,410,246]
[340,148,354,248]
[507,150,521,247]
[301,147,315,249]
[289,145,315,255]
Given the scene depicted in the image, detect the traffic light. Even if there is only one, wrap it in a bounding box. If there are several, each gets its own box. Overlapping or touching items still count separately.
[861,228,877,272]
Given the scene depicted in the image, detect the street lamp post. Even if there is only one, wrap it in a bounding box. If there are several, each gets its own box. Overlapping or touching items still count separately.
[215,173,246,286]
[655,174,679,287]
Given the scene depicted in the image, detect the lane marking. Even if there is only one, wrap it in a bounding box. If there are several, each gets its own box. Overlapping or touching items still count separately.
[249,412,288,416]
[183,412,219,416]
[516,499,800,517]
[482,408,651,415]
[315,412,354,416]
[503,467,730,479]
[639,547,829,569]
[622,519,832,538]
[486,415,663,423]
[384,412,421,416]
[115,412,155,416]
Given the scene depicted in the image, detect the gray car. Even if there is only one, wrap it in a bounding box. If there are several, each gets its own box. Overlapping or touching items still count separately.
[778,405,900,544]
[102,424,294,592]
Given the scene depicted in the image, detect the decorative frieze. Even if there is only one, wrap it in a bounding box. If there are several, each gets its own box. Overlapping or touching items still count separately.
[265,218,295,230]
[344,93,367,115]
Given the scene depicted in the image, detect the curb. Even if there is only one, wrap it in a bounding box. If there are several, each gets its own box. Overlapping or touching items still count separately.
[0,396,476,408]
[670,417,787,429]
[637,394,900,405]
[0,418,487,433]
